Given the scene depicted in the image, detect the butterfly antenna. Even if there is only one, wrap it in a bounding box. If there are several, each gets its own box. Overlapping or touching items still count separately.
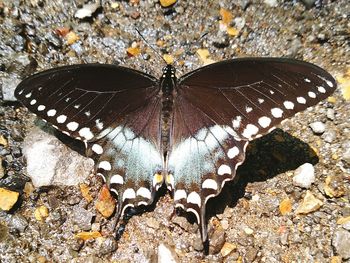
[135,28,168,65]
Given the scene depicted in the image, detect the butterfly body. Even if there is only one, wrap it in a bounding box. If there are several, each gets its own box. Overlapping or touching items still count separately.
[15,57,336,244]
[160,64,177,158]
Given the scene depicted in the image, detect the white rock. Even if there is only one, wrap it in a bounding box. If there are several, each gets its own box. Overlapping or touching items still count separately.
[74,3,100,19]
[22,126,93,187]
[309,121,326,134]
[1,73,21,101]
[293,163,315,189]
[264,0,278,7]
[158,244,179,263]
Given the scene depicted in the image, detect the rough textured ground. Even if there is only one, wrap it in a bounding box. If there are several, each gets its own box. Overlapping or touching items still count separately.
[0,0,349,262]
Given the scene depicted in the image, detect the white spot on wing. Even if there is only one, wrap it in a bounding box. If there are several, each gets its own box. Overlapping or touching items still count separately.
[304,78,311,83]
[37,105,45,111]
[271,108,283,118]
[47,109,57,117]
[232,116,242,129]
[136,187,151,199]
[187,192,201,206]
[258,98,264,104]
[56,115,67,123]
[227,146,240,159]
[74,104,80,109]
[174,189,187,201]
[202,179,218,190]
[67,121,79,131]
[110,174,123,185]
[123,188,136,201]
[283,101,294,110]
[92,144,103,154]
[95,119,104,130]
[258,116,271,128]
[297,96,306,104]
[245,106,253,113]
[25,92,32,98]
[242,124,259,139]
[317,86,326,93]
[218,164,231,175]
[308,91,316,98]
[30,99,37,105]
[98,161,111,171]
[326,79,333,87]
[79,127,94,140]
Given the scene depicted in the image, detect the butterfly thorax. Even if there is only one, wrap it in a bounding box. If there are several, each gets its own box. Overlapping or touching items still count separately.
[160,65,176,159]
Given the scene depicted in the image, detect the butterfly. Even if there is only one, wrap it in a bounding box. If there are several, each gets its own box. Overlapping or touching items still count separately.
[15,57,336,243]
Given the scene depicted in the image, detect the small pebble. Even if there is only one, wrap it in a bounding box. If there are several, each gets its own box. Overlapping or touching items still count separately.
[342,147,350,165]
[159,0,176,7]
[98,237,118,255]
[322,130,337,143]
[327,108,335,120]
[324,175,346,198]
[79,183,93,203]
[9,214,28,232]
[75,231,102,241]
[221,219,229,230]
[146,218,160,230]
[34,205,49,221]
[0,158,5,179]
[264,0,278,7]
[91,223,100,232]
[0,135,8,147]
[72,206,94,231]
[220,242,236,257]
[209,228,226,254]
[244,227,254,235]
[332,229,350,260]
[279,198,292,215]
[158,243,179,263]
[95,185,115,218]
[0,188,19,211]
[309,121,326,134]
[295,191,323,215]
[1,74,21,101]
[75,3,100,19]
[293,163,315,188]
[245,247,258,262]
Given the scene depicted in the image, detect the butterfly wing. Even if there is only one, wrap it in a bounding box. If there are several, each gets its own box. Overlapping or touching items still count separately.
[169,58,336,240]
[15,64,163,218]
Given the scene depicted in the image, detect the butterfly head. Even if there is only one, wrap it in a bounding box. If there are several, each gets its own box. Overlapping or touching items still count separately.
[161,64,176,79]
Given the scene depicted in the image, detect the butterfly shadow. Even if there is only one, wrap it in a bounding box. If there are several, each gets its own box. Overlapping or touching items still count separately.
[206,128,319,219]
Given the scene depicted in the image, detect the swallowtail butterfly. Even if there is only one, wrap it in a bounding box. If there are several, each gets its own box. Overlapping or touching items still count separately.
[15,57,336,243]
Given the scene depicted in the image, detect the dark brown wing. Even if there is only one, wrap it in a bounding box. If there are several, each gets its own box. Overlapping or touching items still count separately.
[168,57,336,241]
[15,64,164,219]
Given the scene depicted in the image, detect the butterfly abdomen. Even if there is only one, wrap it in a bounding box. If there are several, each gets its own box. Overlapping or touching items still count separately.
[160,65,177,157]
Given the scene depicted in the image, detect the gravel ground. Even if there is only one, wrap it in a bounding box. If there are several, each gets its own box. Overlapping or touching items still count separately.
[0,0,349,262]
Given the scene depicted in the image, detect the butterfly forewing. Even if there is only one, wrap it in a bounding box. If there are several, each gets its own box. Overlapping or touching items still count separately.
[15,64,159,141]
[178,58,336,140]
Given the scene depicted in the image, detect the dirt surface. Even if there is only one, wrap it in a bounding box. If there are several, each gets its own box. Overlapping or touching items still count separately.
[0,0,349,262]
